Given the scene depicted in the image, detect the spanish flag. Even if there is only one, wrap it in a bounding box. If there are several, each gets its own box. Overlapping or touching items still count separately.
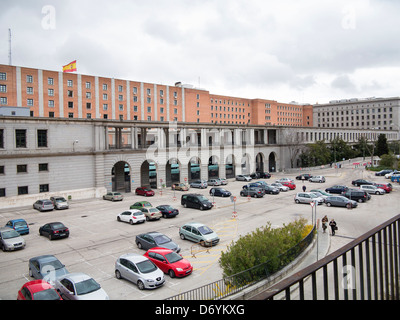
[62,60,77,73]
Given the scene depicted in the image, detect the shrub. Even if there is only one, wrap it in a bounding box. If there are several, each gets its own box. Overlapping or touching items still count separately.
[219,218,309,278]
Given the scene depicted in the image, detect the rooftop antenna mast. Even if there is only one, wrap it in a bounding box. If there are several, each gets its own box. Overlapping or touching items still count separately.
[8,28,12,65]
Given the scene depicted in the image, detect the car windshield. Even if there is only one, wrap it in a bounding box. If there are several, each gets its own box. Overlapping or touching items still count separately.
[165,252,183,264]
[33,288,61,300]
[154,234,171,244]
[149,208,159,213]
[197,195,209,202]
[163,205,174,210]
[198,226,213,235]
[41,260,64,271]
[143,202,152,207]
[137,260,157,273]
[114,193,122,195]
[55,198,66,202]
[309,193,319,198]
[51,223,65,229]
[75,278,101,296]
[133,211,143,216]
[14,221,27,227]
[1,229,20,239]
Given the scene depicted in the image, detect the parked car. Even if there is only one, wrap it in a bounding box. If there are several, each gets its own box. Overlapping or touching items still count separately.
[309,175,326,183]
[236,175,252,181]
[117,209,146,224]
[351,179,374,187]
[135,187,155,197]
[209,187,231,197]
[39,222,69,240]
[5,219,29,235]
[17,280,62,300]
[50,196,69,209]
[28,255,69,284]
[144,247,193,278]
[181,194,213,210]
[139,207,162,221]
[130,201,152,210]
[103,192,123,201]
[360,185,385,195]
[270,183,289,192]
[294,192,324,205]
[33,199,54,212]
[341,189,370,203]
[156,205,179,218]
[240,187,265,198]
[276,178,294,184]
[325,196,358,208]
[190,180,208,189]
[55,272,109,300]
[207,178,221,186]
[281,181,296,190]
[115,253,165,290]
[264,185,280,194]
[216,178,228,185]
[296,173,312,180]
[0,227,26,251]
[179,222,220,247]
[385,171,400,179]
[375,169,393,176]
[373,182,392,193]
[172,183,190,191]
[258,172,271,179]
[136,231,180,252]
[325,185,348,194]
[310,189,332,197]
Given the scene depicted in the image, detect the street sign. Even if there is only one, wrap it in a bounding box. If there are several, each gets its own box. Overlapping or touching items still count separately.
[310,202,315,208]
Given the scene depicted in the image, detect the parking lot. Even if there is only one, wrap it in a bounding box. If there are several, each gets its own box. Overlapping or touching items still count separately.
[1,163,399,300]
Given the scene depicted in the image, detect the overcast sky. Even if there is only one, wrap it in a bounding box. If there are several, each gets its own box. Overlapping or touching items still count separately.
[1,0,399,104]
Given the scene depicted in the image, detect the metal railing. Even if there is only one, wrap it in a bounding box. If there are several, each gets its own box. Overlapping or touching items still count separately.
[166,225,316,300]
[251,214,400,300]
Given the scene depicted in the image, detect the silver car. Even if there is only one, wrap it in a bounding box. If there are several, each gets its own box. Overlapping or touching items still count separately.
[55,272,109,300]
[294,192,324,205]
[360,185,385,195]
[50,196,69,210]
[115,253,165,290]
[29,255,69,284]
[0,227,26,251]
[179,222,220,247]
[190,180,208,189]
[236,175,252,182]
[103,192,124,201]
[207,179,221,186]
[309,175,326,183]
[33,199,54,212]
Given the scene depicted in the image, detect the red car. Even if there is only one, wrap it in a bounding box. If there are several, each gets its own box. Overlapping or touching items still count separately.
[135,187,155,197]
[374,183,392,193]
[144,247,193,278]
[281,181,296,190]
[17,279,62,300]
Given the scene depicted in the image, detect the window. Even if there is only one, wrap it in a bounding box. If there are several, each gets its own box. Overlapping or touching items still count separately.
[17,164,27,173]
[0,166,4,174]
[15,129,26,148]
[26,75,33,83]
[48,78,54,85]
[68,113,74,118]
[103,93,108,100]
[37,130,47,147]
[86,82,91,89]
[48,89,54,96]
[0,97,7,105]
[39,184,49,193]
[18,186,28,195]
[39,163,48,172]
[67,90,73,97]
[0,188,5,197]
[27,99,34,106]
[0,72,6,80]
[0,85,6,92]
[67,80,73,87]
[0,129,3,148]
[48,100,54,107]
[103,84,108,90]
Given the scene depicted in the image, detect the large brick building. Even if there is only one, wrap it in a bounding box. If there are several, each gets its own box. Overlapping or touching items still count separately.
[0,64,313,126]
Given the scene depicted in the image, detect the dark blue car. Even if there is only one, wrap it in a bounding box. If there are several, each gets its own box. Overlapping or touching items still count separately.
[209,187,232,197]
[156,205,179,218]
[5,219,29,235]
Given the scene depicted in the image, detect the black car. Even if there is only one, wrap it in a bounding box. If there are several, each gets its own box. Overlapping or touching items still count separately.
[135,232,180,252]
[39,222,69,240]
[181,194,213,210]
[341,189,370,203]
[250,172,271,179]
[209,187,231,197]
[240,187,265,198]
[242,182,264,189]
[375,170,393,176]
[296,174,312,180]
[156,205,179,218]
[325,185,349,194]
[351,179,373,187]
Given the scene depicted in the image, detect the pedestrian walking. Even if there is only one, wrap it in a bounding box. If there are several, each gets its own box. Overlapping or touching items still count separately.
[329,218,337,236]
[302,185,306,192]
[322,215,328,233]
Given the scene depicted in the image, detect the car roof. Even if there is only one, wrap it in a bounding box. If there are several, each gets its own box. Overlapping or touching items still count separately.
[61,272,92,282]
[24,280,54,292]
[0,226,16,232]
[147,247,174,254]
[127,209,143,213]
[183,222,205,228]
[119,253,148,263]
[29,255,58,263]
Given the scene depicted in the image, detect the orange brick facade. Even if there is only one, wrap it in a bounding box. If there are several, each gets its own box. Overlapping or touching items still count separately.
[0,64,313,126]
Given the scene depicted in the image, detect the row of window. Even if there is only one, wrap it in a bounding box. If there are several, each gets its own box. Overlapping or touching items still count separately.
[0,184,49,197]
[318,107,393,116]
[0,129,47,149]
[0,163,48,174]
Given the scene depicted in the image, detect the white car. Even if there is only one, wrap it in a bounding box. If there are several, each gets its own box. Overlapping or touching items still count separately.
[308,175,326,183]
[270,183,289,191]
[385,171,399,179]
[236,175,252,182]
[360,185,385,195]
[55,272,109,300]
[117,209,146,224]
[294,192,324,205]
[276,178,293,184]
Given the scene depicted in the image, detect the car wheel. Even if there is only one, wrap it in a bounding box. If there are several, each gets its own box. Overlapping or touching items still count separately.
[129,220,134,225]
[169,269,176,278]
[48,234,53,240]
[200,206,204,211]
[115,270,122,279]
[326,202,332,207]
[137,280,145,290]
[29,268,33,277]
[137,242,142,249]
[295,199,300,204]
[117,216,121,221]
[180,233,185,240]
[184,203,187,208]
[346,203,352,209]
[375,191,380,195]
[358,199,363,203]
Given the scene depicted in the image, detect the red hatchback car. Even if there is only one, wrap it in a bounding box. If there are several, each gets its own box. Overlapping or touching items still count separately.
[135,187,155,197]
[17,279,62,300]
[281,181,296,190]
[374,183,392,193]
[144,247,193,278]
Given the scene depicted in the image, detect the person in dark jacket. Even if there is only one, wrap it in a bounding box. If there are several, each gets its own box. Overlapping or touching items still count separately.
[329,219,337,236]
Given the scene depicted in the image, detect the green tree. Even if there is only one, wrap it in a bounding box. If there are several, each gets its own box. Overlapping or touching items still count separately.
[376,134,389,156]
